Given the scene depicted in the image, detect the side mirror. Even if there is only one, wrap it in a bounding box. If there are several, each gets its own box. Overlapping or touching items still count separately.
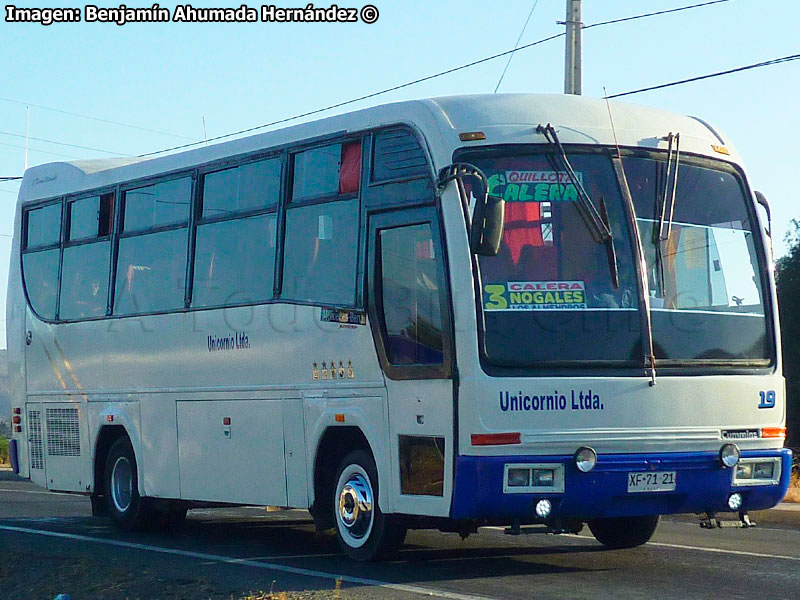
[437,162,505,256]
[754,191,772,238]
[470,193,505,256]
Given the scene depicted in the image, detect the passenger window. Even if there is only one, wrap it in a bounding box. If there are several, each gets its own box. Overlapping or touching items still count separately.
[282,199,359,306]
[123,177,191,232]
[193,214,278,307]
[379,224,444,365]
[114,228,188,315]
[22,249,60,319]
[25,203,62,249]
[68,193,114,241]
[202,158,281,219]
[60,242,110,319]
[292,141,361,201]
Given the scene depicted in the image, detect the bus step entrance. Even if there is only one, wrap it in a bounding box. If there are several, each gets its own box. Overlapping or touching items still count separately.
[698,511,756,529]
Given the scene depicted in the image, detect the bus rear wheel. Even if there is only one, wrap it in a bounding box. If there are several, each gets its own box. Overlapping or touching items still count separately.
[333,449,406,561]
[588,515,659,549]
[104,437,153,531]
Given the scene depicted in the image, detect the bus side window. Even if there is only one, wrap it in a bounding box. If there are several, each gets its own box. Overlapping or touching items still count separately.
[378,224,444,365]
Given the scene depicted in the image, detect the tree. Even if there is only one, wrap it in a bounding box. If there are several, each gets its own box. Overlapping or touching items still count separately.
[776,220,800,448]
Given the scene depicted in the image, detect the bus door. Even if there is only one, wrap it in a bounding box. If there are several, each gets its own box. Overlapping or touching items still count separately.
[367,207,455,517]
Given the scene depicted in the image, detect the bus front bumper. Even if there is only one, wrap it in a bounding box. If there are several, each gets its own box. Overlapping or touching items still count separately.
[450,449,792,521]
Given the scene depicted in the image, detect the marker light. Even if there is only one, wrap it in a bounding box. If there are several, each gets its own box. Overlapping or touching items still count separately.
[719,443,740,468]
[728,492,743,511]
[574,447,597,473]
[535,499,552,519]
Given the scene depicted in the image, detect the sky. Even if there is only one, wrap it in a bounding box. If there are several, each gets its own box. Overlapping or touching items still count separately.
[1,0,798,349]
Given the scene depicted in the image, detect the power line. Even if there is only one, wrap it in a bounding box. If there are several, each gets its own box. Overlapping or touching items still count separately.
[139,0,734,158]
[495,0,540,94]
[0,177,22,182]
[0,96,198,141]
[0,139,81,160]
[0,130,130,157]
[139,32,567,157]
[605,53,800,99]
[582,0,731,31]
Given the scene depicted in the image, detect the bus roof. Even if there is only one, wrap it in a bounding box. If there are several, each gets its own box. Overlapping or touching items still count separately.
[17,93,739,204]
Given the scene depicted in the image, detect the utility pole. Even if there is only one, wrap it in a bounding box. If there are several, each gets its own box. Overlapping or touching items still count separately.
[564,0,582,95]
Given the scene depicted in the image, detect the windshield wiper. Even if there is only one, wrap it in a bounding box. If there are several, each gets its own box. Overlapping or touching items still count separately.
[657,132,681,242]
[537,123,618,288]
[653,132,681,294]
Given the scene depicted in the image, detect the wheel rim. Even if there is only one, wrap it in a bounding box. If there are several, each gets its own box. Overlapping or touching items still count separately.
[335,464,374,549]
[111,456,133,513]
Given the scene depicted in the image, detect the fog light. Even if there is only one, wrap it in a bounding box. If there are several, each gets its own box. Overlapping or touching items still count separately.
[535,499,552,518]
[728,492,743,511]
[719,443,740,468]
[508,468,531,487]
[574,447,597,473]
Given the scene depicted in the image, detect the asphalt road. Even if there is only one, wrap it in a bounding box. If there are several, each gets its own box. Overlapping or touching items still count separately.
[2,468,800,600]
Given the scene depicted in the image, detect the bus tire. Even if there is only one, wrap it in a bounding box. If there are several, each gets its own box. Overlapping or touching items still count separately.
[588,515,659,549]
[333,449,406,561]
[103,437,153,531]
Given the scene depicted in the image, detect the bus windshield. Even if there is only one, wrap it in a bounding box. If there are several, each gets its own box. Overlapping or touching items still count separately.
[465,150,642,366]
[461,148,771,368]
[624,155,770,362]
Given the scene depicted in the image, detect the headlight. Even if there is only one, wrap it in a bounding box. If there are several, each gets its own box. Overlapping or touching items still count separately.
[754,462,775,479]
[736,463,753,479]
[507,468,530,487]
[719,443,740,468]
[574,447,597,473]
[533,469,555,486]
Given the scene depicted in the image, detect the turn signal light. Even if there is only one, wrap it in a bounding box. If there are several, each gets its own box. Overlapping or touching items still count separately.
[335,414,346,423]
[459,131,486,142]
[761,427,786,439]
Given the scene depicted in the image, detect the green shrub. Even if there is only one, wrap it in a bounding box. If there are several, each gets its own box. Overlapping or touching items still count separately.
[0,436,9,465]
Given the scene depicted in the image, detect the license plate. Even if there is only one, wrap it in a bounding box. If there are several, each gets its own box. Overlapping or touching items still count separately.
[627,471,676,493]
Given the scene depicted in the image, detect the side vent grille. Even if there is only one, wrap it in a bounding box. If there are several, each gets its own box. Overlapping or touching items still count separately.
[28,409,44,470]
[372,128,429,182]
[46,407,81,457]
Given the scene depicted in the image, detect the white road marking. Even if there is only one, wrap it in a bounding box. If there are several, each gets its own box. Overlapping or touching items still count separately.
[0,524,495,600]
[485,526,800,562]
[643,540,800,562]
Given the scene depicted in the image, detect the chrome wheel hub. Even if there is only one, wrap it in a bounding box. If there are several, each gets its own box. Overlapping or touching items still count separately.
[111,456,133,513]
[336,466,374,548]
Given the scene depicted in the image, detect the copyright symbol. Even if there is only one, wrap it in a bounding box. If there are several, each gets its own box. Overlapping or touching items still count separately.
[360,4,378,24]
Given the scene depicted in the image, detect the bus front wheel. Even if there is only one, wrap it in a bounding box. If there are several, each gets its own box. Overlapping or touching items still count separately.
[587,515,659,549]
[333,449,406,561]
[103,437,153,530]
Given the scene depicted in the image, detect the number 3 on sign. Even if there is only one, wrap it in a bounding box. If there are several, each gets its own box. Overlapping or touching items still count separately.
[484,285,507,310]
[759,390,776,409]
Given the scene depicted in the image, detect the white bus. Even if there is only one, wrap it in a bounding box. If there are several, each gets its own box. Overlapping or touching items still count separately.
[6,94,791,560]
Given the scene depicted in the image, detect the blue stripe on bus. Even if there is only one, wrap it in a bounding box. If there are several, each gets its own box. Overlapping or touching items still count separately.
[450,449,792,521]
